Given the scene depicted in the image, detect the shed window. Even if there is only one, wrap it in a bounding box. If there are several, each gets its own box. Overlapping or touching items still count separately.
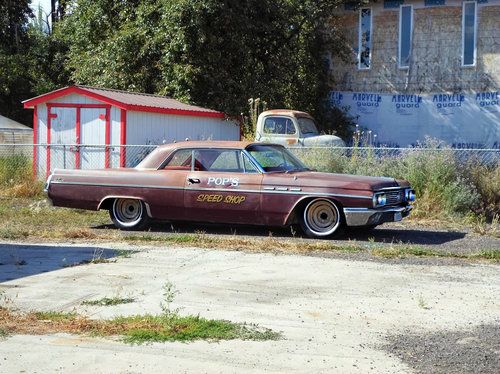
[399,5,413,69]
[358,8,372,69]
[462,1,477,67]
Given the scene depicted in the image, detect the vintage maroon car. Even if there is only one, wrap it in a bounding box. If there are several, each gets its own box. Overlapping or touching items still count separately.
[45,141,415,238]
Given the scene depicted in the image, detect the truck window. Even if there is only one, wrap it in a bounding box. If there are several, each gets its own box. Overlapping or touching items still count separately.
[297,117,319,135]
[263,117,296,135]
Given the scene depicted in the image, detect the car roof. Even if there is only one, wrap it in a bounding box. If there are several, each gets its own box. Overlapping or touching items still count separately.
[160,140,256,151]
[137,140,281,169]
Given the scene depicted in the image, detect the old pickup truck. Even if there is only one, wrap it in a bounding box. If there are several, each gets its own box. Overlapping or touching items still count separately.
[45,141,415,238]
[255,110,345,147]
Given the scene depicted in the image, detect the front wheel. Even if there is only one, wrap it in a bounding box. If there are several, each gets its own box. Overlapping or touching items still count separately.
[110,198,150,230]
[300,198,343,238]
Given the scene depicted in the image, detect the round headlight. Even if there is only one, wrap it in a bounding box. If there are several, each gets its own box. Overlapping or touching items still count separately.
[373,193,386,207]
[377,194,387,205]
[406,189,416,202]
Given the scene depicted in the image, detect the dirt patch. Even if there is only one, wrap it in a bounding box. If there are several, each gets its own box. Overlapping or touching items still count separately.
[383,323,500,374]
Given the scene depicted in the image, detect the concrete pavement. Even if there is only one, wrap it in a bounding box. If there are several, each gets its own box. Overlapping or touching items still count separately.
[0,242,498,373]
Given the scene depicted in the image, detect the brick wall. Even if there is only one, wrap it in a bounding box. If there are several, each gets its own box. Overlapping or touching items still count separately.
[329,1,500,94]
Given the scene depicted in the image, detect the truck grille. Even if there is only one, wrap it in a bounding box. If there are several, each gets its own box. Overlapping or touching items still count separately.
[386,190,404,205]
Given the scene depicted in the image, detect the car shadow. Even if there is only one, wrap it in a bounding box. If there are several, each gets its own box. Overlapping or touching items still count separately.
[0,244,116,283]
[94,221,467,246]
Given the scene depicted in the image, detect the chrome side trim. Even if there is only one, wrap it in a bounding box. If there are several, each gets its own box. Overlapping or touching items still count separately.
[50,180,372,200]
[44,172,54,192]
[51,181,181,190]
[376,186,404,191]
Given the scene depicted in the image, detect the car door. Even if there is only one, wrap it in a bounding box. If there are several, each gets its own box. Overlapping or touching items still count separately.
[145,148,192,220]
[183,148,263,224]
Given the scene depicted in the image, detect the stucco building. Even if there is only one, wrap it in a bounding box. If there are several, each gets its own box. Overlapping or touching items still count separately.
[328,0,500,148]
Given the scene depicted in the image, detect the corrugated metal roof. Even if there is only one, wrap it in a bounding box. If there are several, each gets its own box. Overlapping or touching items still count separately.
[23,86,224,118]
[0,114,32,131]
[77,85,221,114]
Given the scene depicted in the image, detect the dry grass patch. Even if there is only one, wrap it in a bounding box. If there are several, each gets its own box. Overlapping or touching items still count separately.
[0,307,280,344]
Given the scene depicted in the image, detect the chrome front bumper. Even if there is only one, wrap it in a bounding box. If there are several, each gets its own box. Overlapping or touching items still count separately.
[343,205,413,227]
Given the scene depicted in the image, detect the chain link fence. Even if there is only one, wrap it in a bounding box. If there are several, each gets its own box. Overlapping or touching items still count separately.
[0,143,499,182]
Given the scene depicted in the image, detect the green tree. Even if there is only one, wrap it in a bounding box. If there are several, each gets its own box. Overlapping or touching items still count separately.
[0,1,69,125]
[58,0,354,137]
[0,0,34,124]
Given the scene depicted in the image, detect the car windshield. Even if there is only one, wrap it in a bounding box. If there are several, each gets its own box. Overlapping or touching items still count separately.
[297,117,319,135]
[246,144,309,173]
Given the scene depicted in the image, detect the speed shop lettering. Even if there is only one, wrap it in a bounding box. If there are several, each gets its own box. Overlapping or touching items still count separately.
[196,194,246,204]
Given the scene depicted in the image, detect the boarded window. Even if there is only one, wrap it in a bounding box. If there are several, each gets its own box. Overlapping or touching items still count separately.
[358,8,372,69]
[462,1,477,66]
[399,5,413,68]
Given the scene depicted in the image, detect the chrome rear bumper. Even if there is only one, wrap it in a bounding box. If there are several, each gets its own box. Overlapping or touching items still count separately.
[343,205,413,227]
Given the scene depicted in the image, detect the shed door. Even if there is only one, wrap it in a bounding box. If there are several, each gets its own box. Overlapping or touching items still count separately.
[50,107,77,170]
[80,108,107,169]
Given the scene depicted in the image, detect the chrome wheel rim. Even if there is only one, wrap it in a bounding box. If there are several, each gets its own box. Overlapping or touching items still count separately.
[113,199,142,227]
[304,199,340,236]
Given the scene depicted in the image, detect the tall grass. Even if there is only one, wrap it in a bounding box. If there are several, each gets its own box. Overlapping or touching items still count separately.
[292,142,498,221]
[0,155,43,198]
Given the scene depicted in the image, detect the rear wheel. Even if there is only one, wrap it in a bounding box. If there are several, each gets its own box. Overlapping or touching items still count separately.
[110,198,150,230]
[300,198,343,238]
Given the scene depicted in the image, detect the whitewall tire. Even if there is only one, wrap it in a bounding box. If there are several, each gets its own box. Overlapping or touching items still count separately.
[110,198,150,230]
[300,198,343,238]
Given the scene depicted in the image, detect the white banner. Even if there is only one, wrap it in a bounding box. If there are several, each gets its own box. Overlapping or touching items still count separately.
[329,90,500,148]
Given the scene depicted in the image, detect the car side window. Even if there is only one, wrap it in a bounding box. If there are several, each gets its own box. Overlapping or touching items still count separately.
[242,153,259,173]
[193,149,243,172]
[263,117,296,135]
[163,149,193,170]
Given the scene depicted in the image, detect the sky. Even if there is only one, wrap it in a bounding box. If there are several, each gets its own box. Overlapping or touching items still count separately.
[31,0,52,14]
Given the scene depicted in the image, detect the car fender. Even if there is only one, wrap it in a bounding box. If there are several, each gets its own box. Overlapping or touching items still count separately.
[283,195,344,225]
[98,196,153,218]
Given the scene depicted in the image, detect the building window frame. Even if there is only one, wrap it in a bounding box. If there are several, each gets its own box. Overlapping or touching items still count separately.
[398,4,413,69]
[461,0,477,67]
[358,7,373,70]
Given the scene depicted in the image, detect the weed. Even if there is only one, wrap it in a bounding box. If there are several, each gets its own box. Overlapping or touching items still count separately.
[161,282,180,317]
[34,311,77,321]
[114,249,137,258]
[0,285,281,344]
[82,297,135,306]
[417,295,431,310]
[0,228,29,240]
[469,250,500,261]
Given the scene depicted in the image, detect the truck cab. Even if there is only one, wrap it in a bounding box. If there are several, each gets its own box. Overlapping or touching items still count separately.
[255,109,345,147]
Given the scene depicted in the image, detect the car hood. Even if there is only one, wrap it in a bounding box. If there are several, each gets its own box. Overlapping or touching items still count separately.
[264,171,401,191]
[301,134,345,147]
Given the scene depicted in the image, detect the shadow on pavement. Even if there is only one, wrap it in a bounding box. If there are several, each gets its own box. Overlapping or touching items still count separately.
[0,244,116,283]
[94,221,466,246]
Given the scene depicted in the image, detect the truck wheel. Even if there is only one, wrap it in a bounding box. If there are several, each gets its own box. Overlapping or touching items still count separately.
[110,198,150,230]
[300,198,343,238]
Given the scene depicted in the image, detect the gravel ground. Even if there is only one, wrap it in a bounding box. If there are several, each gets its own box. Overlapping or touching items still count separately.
[383,323,500,374]
[99,220,500,264]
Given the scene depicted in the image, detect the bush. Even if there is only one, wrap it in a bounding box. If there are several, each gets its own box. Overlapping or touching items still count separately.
[291,142,496,221]
[0,155,42,198]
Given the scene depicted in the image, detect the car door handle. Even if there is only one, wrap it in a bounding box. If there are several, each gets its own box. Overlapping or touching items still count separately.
[188,178,200,184]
